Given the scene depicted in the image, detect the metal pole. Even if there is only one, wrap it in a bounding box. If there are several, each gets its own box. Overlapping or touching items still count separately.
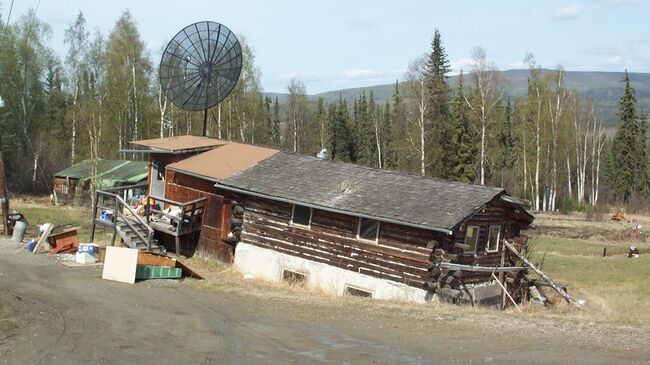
[202,109,208,137]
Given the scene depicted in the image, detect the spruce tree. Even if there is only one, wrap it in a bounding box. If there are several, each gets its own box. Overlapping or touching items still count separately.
[446,71,478,183]
[270,96,281,146]
[391,79,408,170]
[381,101,397,169]
[331,94,354,162]
[424,29,452,176]
[606,71,649,201]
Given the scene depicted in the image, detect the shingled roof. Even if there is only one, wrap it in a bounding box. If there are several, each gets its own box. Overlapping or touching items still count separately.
[218,152,513,234]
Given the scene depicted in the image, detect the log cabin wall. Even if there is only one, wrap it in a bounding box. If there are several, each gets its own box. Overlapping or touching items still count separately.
[239,195,450,289]
[164,170,233,262]
[444,199,529,285]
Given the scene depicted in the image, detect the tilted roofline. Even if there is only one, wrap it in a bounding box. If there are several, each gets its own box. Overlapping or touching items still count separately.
[215,182,455,235]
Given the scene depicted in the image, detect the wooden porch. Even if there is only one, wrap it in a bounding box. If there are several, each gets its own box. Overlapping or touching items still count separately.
[89,183,206,256]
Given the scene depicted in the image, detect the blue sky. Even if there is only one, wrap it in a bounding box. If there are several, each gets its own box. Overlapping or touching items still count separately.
[4,0,650,93]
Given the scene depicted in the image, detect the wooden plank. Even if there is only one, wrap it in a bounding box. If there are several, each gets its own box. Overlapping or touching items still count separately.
[33,223,54,253]
[175,260,205,280]
[438,262,527,273]
[138,251,177,267]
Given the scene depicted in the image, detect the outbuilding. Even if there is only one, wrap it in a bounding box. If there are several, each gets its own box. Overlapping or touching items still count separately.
[53,159,148,205]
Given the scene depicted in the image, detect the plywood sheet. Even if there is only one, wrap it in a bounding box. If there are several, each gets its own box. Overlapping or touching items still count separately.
[102,246,139,284]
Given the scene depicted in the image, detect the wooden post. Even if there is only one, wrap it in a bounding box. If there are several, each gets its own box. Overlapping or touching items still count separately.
[89,192,99,243]
[499,242,507,310]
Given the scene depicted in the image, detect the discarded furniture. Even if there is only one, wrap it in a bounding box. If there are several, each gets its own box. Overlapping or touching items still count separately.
[47,226,81,249]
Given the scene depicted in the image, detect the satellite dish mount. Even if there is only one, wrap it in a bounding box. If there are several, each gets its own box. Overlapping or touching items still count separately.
[159,21,243,136]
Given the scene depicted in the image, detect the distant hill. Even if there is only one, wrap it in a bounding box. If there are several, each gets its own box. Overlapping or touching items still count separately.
[266,70,650,127]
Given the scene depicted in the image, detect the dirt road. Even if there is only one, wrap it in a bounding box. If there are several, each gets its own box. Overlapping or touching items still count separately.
[0,238,648,365]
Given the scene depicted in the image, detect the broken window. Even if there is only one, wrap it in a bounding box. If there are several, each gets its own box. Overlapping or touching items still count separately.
[291,204,312,227]
[487,225,501,253]
[357,218,379,242]
[464,225,479,252]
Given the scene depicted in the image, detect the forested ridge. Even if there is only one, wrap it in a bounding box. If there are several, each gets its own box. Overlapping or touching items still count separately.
[0,9,648,211]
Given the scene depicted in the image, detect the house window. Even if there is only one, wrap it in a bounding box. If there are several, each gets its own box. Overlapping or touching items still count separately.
[282,269,308,286]
[464,225,479,252]
[487,225,501,253]
[357,218,380,242]
[60,184,68,194]
[291,204,312,227]
[344,285,373,298]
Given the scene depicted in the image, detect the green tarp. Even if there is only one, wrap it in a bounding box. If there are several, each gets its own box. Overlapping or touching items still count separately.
[54,159,148,188]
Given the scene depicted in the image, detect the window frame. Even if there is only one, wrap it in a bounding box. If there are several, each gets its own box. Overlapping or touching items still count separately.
[344,284,374,298]
[357,217,380,243]
[464,225,480,253]
[486,225,501,253]
[290,204,312,228]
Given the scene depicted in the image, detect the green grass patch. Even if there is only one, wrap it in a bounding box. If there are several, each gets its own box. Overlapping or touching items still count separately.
[12,203,111,244]
[531,235,630,257]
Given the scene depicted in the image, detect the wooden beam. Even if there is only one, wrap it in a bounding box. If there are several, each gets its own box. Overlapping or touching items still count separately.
[505,241,582,307]
[438,262,527,273]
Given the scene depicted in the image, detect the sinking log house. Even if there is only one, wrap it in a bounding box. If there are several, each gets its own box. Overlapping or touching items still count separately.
[215,152,534,304]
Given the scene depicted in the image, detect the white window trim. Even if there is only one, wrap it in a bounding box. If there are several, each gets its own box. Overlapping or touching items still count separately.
[487,225,501,253]
[290,204,312,228]
[464,225,480,253]
[356,217,380,243]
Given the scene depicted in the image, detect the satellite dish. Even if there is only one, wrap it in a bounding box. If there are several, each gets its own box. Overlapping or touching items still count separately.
[159,21,243,136]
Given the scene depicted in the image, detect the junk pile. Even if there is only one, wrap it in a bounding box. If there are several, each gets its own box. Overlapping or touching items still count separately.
[11,212,203,283]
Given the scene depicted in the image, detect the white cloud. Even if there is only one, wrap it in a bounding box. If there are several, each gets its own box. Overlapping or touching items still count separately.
[552,4,585,20]
[342,68,377,78]
[449,58,473,74]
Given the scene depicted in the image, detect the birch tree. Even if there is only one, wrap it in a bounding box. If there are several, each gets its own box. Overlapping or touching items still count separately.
[405,55,428,176]
[464,47,504,185]
[64,11,88,165]
[286,78,307,153]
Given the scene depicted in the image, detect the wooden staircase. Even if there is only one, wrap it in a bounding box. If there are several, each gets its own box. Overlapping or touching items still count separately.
[90,184,157,253]
[115,216,164,253]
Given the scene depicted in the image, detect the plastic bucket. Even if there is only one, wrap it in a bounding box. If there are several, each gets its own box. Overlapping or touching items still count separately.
[12,220,27,242]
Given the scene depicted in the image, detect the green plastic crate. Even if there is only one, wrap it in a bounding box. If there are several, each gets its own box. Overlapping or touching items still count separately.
[135,265,182,279]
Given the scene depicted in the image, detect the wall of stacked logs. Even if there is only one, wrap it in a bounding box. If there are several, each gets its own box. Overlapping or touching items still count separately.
[238,195,447,288]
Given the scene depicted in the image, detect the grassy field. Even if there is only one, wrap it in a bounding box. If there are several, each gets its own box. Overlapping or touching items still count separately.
[529,214,650,324]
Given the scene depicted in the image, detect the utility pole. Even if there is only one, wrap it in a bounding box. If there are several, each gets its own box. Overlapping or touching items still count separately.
[0,96,8,235]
